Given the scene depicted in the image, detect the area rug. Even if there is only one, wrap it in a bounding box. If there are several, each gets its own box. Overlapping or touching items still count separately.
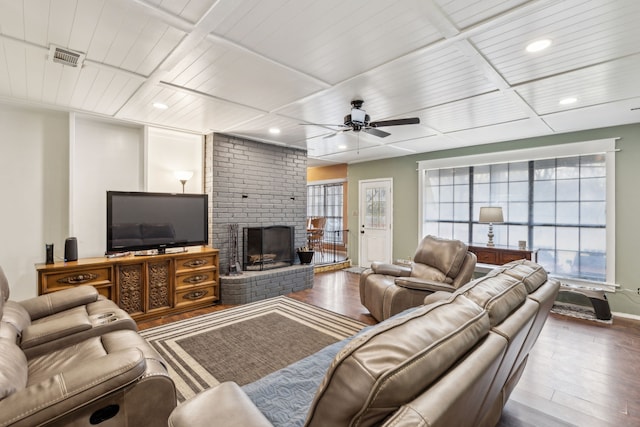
[551,302,613,324]
[140,296,366,401]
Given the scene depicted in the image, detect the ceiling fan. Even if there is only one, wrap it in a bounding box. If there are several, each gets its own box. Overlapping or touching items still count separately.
[303,100,420,139]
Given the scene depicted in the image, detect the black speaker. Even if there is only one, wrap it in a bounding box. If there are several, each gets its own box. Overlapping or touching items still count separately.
[45,244,54,264]
[64,237,78,262]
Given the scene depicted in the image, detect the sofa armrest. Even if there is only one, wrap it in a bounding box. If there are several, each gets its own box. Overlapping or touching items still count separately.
[371,262,411,277]
[20,312,92,349]
[169,382,273,427]
[19,286,99,320]
[394,277,457,293]
[0,348,146,426]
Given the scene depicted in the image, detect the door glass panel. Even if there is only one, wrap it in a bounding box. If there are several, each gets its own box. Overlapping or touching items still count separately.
[365,188,386,229]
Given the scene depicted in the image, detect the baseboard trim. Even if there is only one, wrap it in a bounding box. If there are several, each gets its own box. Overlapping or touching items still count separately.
[612,311,640,321]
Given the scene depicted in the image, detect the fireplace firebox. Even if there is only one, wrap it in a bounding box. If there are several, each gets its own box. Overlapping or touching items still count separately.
[243,226,295,271]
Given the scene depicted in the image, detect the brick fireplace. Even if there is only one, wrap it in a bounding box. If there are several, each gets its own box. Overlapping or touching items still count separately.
[204,133,312,304]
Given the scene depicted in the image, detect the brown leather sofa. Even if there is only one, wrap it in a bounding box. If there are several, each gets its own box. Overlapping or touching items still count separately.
[360,235,477,321]
[0,267,177,426]
[169,260,559,427]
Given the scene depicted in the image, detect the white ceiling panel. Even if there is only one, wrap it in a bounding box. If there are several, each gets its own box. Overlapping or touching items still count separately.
[472,0,640,85]
[542,97,640,133]
[0,0,639,164]
[147,0,216,24]
[211,0,443,84]
[417,91,528,133]
[118,85,264,133]
[516,54,640,115]
[163,38,327,112]
[436,0,531,30]
[446,118,553,145]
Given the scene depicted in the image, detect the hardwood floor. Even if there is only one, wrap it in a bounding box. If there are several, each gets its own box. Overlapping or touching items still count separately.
[138,270,640,426]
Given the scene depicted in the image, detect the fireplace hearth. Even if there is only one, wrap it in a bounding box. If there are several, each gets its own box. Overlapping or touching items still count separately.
[243,226,294,271]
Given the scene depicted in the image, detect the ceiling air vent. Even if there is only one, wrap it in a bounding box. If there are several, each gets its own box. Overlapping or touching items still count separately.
[48,45,85,68]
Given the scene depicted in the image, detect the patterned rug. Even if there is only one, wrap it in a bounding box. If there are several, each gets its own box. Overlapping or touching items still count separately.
[140,296,366,401]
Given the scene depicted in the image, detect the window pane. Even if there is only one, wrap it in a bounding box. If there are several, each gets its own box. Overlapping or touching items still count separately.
[509,161,529,181]
[509,182,528,201]
[533,226,555,249]
[533,202,555,224]
[425,202,439,220]
[474,165,490,183]
[556,227,579,251]
[440,185,454,202]
[581,202,605,225]
[473,224,489,246]
[508,202,528,223]
[491,164,508,182]
[556,202,579,225]
[491,182,509,202]
[453,184,469,202]
[424,221,439,236]
[533,180,554,201]
[534,159,556,180]
[440,169,453,185]
[440,203,453,220]
[507,225,528,247]
[557,179,579,201]
[474,183,490,202]
[556,157,579,179]
[454,167,469,184]
[453,223,469,241]
[493,224,507,246]
[580,177,605,201]
[581,154,606,177]
[454,203,469,221]
[581,228,606,252]
[438,222,454,239]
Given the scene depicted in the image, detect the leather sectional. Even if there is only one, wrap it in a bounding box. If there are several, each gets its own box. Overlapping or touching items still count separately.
[169,259,560,427]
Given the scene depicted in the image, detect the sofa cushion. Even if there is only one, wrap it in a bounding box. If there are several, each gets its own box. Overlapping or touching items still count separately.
[0,337,27,400]
[306,294,489,427]
[413,235,468,279]
[501,260,548,293]
[460,273,528,327]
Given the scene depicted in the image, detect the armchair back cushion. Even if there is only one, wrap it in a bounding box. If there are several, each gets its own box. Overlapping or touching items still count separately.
[413,235,469,280]
[306,294,489,427]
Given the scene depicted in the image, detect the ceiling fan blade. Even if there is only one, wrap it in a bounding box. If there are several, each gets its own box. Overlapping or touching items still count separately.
[299,123,348,128]
[363,127,391,138]
[369,117,420,127]
[323,129,351,139]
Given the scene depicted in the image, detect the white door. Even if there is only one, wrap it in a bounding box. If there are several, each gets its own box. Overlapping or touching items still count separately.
[359,178,393,267]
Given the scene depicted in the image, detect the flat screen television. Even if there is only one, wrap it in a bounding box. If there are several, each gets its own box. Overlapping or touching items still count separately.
[107,191,208,254]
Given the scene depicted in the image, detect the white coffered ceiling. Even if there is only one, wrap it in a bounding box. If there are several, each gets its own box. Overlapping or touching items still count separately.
[1,0,639,165]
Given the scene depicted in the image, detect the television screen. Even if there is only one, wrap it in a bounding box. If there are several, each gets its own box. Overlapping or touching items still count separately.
[107,191,208,253]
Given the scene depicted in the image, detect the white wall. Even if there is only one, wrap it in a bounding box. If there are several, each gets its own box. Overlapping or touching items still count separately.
[72,116,144,258]
[0,104,69,300]
[0,105,204,300]
[146,127,203,194]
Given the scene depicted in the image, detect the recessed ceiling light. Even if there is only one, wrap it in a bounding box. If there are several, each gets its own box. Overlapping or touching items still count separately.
[152,102,168,110]
[269,127,281,134]
[338,144,347,149]
[559,97,577,105]
[526,39,552,53]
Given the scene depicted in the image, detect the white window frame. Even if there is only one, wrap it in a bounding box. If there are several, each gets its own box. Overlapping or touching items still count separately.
[418,139,618,291]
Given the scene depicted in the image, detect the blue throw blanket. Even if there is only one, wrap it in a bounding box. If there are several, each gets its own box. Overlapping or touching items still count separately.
[242,337,354,426]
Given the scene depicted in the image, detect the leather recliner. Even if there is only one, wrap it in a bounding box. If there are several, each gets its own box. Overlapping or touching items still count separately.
[0,267,177,426]
[0,266,137,358]
[359,235,477,321]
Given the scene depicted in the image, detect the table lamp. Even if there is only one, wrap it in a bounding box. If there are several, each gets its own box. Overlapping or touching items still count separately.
[479,207,503,247]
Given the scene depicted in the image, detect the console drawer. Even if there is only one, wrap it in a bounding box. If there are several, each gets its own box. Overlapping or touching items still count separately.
[175,285,217,308]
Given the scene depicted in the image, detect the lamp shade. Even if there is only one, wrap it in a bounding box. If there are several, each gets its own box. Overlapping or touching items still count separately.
[479,207,504,223]
[174,170,194,181]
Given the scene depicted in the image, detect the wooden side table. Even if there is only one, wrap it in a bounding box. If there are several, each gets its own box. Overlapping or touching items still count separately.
[468,245,537,266]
